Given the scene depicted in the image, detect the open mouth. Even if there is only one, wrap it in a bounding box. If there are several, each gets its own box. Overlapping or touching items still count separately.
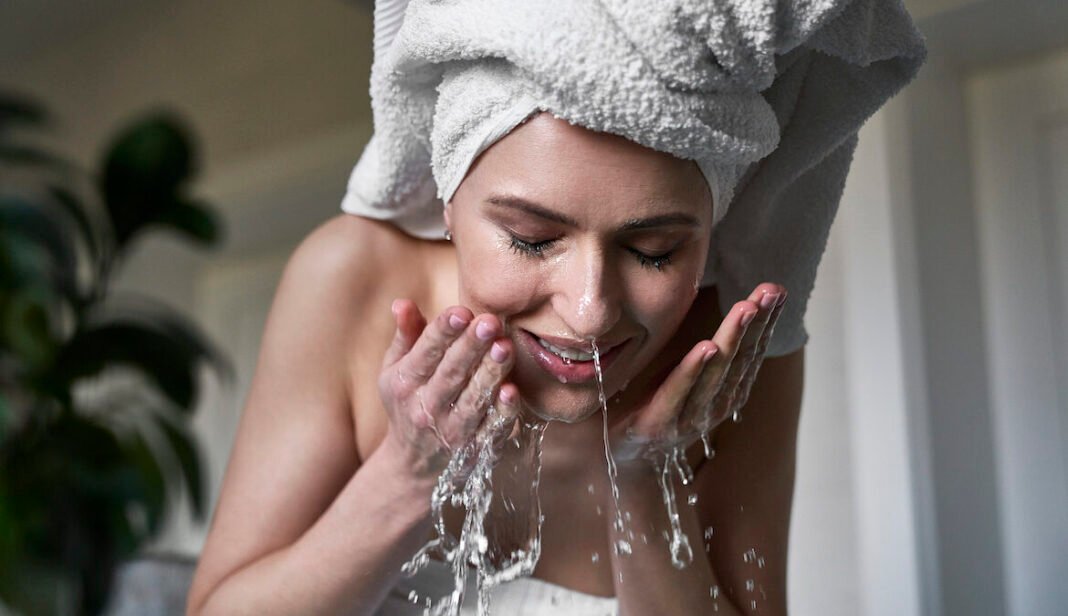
[517,330,629,384]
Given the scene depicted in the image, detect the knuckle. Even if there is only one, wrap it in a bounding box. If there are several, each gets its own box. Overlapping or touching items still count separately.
[437,360,471,387]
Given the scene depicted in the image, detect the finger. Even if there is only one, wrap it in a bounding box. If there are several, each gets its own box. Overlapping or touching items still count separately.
[628,341,717,440]
[420,314,503,415]
[483,382,522,451]
[714,290,780,410]
[381,299,427,368]
[396,305,476,382]
[680,300,759,430]
[442,335,514,442]
[732,292,788,410]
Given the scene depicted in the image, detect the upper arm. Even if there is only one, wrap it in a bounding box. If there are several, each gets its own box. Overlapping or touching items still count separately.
[187,215,382,610]
[694,346,805,615]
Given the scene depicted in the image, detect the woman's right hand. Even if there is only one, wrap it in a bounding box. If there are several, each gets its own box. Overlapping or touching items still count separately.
[376,298,521,482]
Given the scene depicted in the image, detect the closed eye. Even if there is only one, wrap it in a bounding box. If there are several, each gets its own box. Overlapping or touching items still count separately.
[507,234,674,271]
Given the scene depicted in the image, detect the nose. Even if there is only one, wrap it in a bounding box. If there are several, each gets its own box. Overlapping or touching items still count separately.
[552,243,622,342]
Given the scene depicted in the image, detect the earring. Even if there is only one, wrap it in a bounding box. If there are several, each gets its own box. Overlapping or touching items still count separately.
[444,229,453,241]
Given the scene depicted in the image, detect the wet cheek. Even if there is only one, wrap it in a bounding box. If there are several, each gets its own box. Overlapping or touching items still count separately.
[457,247,539,315]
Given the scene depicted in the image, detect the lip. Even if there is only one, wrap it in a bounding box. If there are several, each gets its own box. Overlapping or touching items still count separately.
[518,330,629,384]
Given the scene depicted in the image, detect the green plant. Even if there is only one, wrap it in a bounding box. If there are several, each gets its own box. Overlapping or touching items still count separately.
[0,91,229,615]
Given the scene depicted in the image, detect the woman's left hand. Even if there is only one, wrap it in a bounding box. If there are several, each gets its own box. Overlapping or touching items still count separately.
[608,283,787,467]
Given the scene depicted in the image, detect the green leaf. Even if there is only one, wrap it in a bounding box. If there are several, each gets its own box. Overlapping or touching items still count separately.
[102,296,233,383]
[99,113,196,246]
[0,195,81,302]
[53,321,205,411]
[154,198,222,246]
[47,184,101,269]
[154,414,205,521]
[1,287,56,370]
[113,429,167,542]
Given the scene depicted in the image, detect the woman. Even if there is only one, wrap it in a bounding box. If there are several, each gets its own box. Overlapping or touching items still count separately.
[186,1,925,614]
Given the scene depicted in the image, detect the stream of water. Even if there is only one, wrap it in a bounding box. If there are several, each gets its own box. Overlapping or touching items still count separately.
[403,338,713,614]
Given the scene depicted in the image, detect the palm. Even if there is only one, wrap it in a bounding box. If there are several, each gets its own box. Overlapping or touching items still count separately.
[605,283,787,467]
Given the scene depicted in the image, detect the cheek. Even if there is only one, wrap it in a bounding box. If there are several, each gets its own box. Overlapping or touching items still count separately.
[625,265,701,333]
[454,231,535,315]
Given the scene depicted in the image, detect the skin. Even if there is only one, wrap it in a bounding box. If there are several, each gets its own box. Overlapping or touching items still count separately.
[186,112,800,616]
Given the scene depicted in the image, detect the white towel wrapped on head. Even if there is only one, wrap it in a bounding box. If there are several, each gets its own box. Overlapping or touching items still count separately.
[341,0,927,357]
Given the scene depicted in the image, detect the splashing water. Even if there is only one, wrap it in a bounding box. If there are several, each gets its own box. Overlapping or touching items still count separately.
[655,448,695,568]
[402,333,722,613]
[591,340,632,558]
[403,407,548,616]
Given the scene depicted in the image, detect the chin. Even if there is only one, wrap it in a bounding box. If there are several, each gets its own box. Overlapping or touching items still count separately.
[519,385,607,424]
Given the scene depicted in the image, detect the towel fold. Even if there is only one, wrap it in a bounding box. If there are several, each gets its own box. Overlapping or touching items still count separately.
[341,0,927,356]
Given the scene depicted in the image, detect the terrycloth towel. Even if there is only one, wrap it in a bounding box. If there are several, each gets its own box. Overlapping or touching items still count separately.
[341,0,927,357]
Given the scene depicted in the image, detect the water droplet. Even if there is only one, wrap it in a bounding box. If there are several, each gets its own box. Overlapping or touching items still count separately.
[591,552,600,564]
[687,493,698,506]
[587,483,596,494]
[408,590,419,603]
[655,451,694,569]
[704,526,714,540]
[757,556,766,569]
[710,585,720,599]
[743,547,757,563]
[751,599,758,610]
[732,409,742,423]
[701,432,716,459]
[595,505,603,516]
[406,406,549,615]
[558,374,569,383]
[746,579,755,592]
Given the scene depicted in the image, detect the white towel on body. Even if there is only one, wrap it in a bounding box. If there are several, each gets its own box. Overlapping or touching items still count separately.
[341,0,927,356]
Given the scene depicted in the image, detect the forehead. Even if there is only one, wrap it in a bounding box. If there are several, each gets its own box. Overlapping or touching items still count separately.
[458,112,712,223]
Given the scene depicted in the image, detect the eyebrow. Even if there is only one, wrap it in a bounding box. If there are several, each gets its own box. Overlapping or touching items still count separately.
[485,194,700,231]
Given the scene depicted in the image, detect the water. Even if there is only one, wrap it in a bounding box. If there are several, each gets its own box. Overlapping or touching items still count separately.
[403,406,547,616]
[591,340,631,558]
[403,335,721,613]
[655,448,694,569]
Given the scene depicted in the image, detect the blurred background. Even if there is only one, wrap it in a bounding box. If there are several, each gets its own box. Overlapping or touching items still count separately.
[1,0,1066,614]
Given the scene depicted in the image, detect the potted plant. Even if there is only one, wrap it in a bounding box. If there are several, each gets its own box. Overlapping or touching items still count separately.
[0,91,229,615]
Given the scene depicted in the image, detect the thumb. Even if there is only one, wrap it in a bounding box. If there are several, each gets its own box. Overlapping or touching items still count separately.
[381,298,426,368]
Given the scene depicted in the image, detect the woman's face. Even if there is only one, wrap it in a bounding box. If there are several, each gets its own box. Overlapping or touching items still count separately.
[445,112,712,423]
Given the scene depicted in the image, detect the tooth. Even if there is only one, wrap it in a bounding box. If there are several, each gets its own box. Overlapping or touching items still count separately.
[537,337,595,361]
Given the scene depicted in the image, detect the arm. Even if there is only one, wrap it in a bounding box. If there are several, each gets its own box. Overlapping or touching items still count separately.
[186,216,436,615]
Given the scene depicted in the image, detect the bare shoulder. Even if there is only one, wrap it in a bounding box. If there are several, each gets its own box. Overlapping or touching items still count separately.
[186,214,432,611]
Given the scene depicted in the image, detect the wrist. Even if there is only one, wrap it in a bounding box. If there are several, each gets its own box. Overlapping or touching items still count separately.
[373,432,441,500]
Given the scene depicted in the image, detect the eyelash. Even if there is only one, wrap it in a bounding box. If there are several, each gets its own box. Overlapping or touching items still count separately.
[506,235,674,271]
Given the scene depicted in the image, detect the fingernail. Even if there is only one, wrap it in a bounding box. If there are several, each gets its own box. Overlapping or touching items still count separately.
[499,387,515,404]
[777,292,789,307]
[449,314,468,331]
[490,341,509,363]
[740,310,757,328]
[391,299,402,317]
[760,292,780,310]
[703,347,718,363]
[476,320,496,341]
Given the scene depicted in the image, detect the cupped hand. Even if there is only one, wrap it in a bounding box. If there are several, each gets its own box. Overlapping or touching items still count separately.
[377,299,522,482]
[608,283,788,467]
